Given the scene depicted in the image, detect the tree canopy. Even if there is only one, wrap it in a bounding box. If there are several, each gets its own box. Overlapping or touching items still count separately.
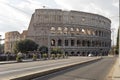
[14,39,38,53]
[39,46,48,54]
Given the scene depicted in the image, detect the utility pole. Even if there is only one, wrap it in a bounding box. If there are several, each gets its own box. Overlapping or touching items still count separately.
[119,27,120,66]
[111,28,115,55]
[0,35,1,53]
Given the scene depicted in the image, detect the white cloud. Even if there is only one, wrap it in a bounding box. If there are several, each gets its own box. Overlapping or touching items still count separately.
[0,0,59,39]
[0,0,119,45]
[0,0,44,38]
[112,0,119,8]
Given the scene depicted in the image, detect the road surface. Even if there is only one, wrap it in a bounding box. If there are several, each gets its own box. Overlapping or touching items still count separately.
[0,57,99,80]
[33,57,116,80]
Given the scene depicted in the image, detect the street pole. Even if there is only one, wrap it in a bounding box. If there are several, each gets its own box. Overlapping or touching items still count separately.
[118,26,120,67]
[111,28,115,56]
[0,35,1,53]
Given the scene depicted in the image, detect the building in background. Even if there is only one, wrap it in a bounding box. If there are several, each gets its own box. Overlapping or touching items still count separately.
[4,9,111,56]
[21,30,28,40]
[27,9,111,56]
[4,30,27,53]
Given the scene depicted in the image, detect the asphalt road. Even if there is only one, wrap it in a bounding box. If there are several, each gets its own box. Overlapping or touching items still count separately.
[0,57,99,80]
[33,57,116,80]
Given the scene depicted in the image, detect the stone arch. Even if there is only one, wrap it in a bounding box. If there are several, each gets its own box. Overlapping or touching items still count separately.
[63,27,68,34]
[82,52,85,56]
[57,27,62,34]
[77,40,80,46]
[50,27,55,34]
[76,28,80,35]
[65,52,68,56]
[71,52,74,56]
[95,31,98,36]
[71,39,75,46]
[51,39,55,46]
[82,40,86,46]
[50,27,55,30]
[77,51,80,56]
[58,39,62,46]
[87,40,90,47]
[65,39,69,46]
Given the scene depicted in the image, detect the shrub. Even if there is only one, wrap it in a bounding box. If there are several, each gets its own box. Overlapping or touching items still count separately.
[32,54,37,61]
[16,55,22,62]
[42,53,47,59]
[51,54,55,59]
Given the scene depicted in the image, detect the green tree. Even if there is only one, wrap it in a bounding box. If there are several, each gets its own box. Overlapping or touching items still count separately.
[14,39,38,53]
[51,48,62,54]
[39,46,48,54]
[51,48,63,59]
[0,44,4,53]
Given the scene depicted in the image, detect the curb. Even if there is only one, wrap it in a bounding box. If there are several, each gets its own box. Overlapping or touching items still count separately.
[0,58,69,65]
[10,58,101,80]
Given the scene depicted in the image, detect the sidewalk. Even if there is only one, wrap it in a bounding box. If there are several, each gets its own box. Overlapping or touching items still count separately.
[112,58,120,80]
[0,59,43,64]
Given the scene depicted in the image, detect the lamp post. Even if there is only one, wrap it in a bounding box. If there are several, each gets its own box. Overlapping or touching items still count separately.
[111,28,115,55]
[118,26,120,66]
[0,35,1,53]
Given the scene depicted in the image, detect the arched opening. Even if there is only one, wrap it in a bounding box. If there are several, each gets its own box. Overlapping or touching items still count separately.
[99,31,101,36]
[92,41,95,47]
[95,31,98,36]
[82,29,85,34]
[76,28,80,35]
[77,52,80,56]
[71,52,74,56]
[87,52,90,56]
[87,40,90,47]
[51,39,55,46]
[65,52,68,56]
[82,40,85,46]
[58,39,62,46]
[50,27,55,34]
[70,28,74,35]
[87,29,91,35]
[82,52,85,56]
[65,40,69,46]
[77,40,80,46]
[63,27,68,34]
[58,27,62,34]
[71,39,75,46]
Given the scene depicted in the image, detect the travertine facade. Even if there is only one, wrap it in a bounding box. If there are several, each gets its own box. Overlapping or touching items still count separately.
[27,9,111,56]
[5,30,27,53]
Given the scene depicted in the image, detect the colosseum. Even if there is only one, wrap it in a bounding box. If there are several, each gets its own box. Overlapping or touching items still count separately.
[26,9,111,56]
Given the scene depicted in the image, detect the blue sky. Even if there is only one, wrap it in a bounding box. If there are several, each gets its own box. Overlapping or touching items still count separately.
[0,0,119,45]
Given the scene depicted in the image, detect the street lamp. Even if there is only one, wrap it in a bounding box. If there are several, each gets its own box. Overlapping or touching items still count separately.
[111,28,115,55]
[118,26,120,66]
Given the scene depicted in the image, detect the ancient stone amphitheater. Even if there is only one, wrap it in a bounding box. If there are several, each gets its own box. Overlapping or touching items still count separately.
[7,9,112,56]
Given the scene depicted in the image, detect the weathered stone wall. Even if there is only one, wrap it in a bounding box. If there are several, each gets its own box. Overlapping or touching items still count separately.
[27,9,111,56]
